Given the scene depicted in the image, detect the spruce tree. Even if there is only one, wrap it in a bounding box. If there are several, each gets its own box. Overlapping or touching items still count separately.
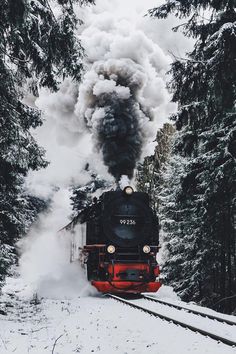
[0,0,93,287]
[71,167,111,216]
[136,123,175,213]
[150,1,236,313]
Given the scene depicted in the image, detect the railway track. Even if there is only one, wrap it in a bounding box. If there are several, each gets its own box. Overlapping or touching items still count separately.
[107,294,236,347]
[142,295,236,326]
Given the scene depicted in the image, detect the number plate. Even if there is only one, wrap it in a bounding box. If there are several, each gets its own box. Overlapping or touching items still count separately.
[119,219,136,225]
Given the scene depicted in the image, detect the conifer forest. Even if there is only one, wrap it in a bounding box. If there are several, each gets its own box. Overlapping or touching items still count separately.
[0,0,236,320]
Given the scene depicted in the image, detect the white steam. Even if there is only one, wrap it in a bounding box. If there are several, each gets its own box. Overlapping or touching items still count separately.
[77,6,174,135]
[18,189,96,298]
[119,175,132,190]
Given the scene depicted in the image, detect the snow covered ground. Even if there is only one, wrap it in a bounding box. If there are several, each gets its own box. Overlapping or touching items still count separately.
[1,277,236,354]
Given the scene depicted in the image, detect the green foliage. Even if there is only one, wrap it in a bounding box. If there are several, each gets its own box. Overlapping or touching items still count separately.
[150,1,236,313]
[71,168,111,216]
[0,244,17,288]
[0,0,94,90]
[0,0,92,286]
[136,123,175,213]
[0,57,47,249]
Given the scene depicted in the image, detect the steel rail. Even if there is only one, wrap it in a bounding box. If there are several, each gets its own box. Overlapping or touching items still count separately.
[142,295,236,326]
[107,294,236,347]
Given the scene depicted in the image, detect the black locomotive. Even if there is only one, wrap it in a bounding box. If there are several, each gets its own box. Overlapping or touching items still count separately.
[68,186,161,293]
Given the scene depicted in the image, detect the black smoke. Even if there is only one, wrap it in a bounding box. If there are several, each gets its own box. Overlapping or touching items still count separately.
[80,59,152,182]
[96,95,143,181]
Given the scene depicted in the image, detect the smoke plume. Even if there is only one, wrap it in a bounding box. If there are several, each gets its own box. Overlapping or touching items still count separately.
[75,3,176,181]
[77,59,153,180]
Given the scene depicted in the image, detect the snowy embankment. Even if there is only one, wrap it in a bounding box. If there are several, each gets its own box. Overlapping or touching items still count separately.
[1,278,236,354]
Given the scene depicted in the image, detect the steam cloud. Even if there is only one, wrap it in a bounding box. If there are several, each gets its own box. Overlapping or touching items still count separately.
[76,4,176,181]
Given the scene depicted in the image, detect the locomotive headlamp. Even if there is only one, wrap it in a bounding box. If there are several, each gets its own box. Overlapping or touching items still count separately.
[107,245,116,254]
[124,186,134,195]
[143,245,151,254]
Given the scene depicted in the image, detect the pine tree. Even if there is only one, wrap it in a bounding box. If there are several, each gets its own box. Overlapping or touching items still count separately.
[71,167,111,216]
[136,123,175,212]
[0,0,94,287]
[150,1,236,313]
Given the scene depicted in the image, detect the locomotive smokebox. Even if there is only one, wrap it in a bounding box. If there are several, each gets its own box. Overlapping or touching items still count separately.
[101,188,157,247]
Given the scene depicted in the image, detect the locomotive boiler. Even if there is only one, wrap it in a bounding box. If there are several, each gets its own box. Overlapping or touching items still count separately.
[68,186,161,294]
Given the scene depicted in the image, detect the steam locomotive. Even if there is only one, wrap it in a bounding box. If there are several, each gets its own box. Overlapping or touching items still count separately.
[68,186,161,294]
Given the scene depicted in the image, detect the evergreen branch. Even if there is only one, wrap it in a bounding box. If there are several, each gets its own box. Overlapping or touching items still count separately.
[172,13,197,32]
[168,50,206,65]
[0,47,30,64]
[213,294,236,306]
[172,22,189,32]
[45,0,58,25]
